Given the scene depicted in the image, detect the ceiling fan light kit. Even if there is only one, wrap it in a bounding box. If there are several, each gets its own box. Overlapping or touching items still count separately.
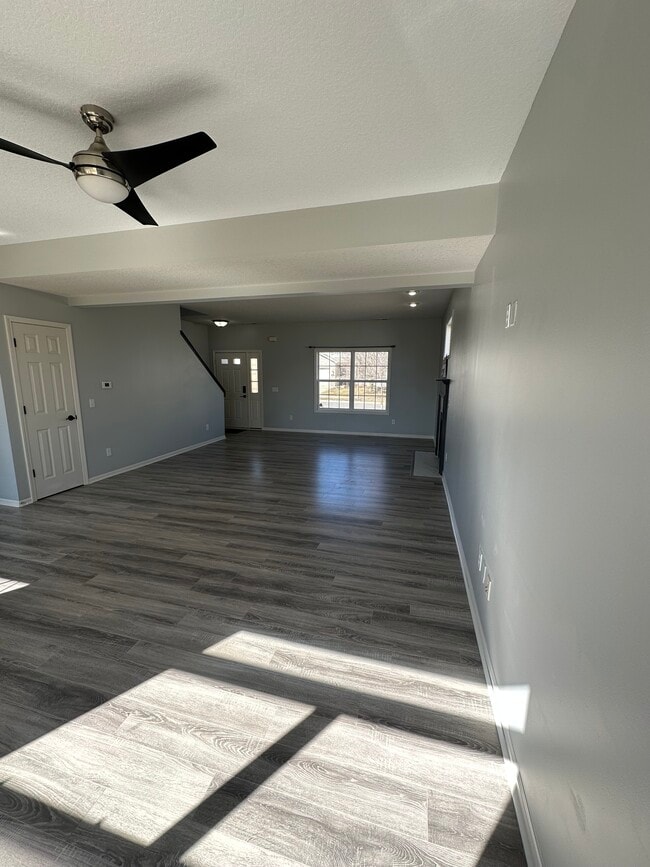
[0,103,216,225]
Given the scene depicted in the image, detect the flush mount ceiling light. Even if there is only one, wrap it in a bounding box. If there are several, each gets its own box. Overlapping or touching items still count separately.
[212,319,229,327]
[0,104,216,225]
[409,302,418,308]
[408,290,418,297]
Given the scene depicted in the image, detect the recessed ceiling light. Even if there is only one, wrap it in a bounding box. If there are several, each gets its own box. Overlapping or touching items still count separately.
[408,290,417,297]
[409,302,418,308]
[212,319,229,327]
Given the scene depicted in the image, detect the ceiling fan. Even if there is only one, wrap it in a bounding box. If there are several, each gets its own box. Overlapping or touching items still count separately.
[0,104,217,226]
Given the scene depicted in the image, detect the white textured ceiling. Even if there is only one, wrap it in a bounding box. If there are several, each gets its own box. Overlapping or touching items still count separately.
[0,0,575,244]
[183,285,453,325]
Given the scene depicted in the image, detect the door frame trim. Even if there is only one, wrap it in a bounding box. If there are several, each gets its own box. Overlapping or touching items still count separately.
[4,315,90,503]
[212,349,264,429]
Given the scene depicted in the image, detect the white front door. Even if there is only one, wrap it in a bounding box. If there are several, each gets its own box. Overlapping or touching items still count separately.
[10,320,85,499]
[214,351,264,430]
[217,352,249,429]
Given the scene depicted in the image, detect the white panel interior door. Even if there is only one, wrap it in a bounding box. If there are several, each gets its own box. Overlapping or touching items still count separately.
[217,353,249,429]
[11,321,85,499]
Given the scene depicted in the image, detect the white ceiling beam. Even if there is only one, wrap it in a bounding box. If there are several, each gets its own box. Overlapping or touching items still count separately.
[66,271,474,307]
[0,185,497,282]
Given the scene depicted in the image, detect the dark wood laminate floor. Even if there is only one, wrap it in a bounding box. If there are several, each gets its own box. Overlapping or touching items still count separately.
[0,431,526,866]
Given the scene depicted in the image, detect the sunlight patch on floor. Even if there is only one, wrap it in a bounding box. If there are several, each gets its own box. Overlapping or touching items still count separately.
[202,630,493,720]
[182,712,513,867]
[0,578,29,594]
[0,633,516,863]
[0,666,314,847]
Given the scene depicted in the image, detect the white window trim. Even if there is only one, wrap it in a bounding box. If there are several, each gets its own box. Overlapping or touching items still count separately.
[314,347,391,415]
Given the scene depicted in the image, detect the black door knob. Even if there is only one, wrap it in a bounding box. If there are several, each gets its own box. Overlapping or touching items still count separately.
[66,414,78,421]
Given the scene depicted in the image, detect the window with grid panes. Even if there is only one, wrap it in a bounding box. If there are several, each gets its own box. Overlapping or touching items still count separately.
[315,349,390,412]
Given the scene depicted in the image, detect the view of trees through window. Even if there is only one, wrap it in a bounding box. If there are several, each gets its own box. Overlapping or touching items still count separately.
[316,349,390,411]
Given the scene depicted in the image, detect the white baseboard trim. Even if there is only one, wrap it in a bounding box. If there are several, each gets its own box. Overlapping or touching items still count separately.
[88,435,226,484]
[0,496,33,508]
[262,427,433,440]
[442,474,543,867]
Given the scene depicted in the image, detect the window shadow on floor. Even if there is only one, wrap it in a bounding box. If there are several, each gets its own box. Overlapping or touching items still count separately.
[0,627,520,863]
[0,431,527,864]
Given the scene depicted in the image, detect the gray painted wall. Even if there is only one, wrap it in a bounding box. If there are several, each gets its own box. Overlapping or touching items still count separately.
[181,320,211,365]
[442,2,650,865]
[0,284,225,502]
[210,318,441,437]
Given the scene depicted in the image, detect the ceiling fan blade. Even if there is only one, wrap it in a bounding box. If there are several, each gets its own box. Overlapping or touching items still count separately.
[104,131,216,188]
[0,137,71,169]
[114,189,158,226]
